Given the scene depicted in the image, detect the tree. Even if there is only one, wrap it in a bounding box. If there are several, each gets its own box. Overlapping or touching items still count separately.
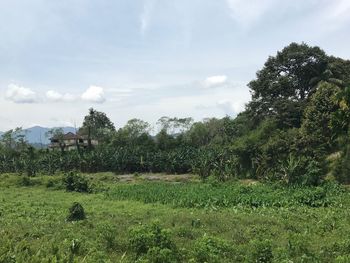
[111,119,155,149]
[123,118,151,138]
[157,116,193,134]
[185,118,226,147]
[331,86,350,140]
[328,56,350,86]
[1,127,27,150]
[80,108,115,147]
[46,128,66,153]
[248,42,328,128]
[300,82,341,156]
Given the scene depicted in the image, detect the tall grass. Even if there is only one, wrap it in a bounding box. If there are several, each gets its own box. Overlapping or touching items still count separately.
[106,181,346,209]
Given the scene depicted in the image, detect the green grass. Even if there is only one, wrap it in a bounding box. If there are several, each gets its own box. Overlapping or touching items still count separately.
[0,173,350,262]
[105,181,347,208]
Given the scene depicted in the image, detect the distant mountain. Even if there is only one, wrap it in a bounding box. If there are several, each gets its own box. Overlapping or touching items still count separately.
[0,126,76,146]
[24,126,77,145]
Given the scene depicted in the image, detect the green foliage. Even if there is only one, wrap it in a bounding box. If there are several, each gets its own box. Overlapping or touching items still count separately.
[129,222,179,262]
[63,172,90,193]
[17,176,35,187]
[69,239,81,255]
[1,174,350,262]
[191,235,234,263]
[79,108,116,144]
[332,146,350,184]
[249,239,273,263]
[99,224,119,251]
[107,182,343,209]
[248,42,328,128]
[66,202,86,221]
[300,82,341,155]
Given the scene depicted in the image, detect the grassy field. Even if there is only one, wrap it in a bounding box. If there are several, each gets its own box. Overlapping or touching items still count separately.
[0,173,350,262]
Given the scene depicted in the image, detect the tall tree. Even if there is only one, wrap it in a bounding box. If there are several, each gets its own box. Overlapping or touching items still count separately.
[80,108,116,147]
[248,42,328,128]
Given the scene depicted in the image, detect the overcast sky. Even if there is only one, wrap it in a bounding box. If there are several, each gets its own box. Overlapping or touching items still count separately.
[0,0,350,130]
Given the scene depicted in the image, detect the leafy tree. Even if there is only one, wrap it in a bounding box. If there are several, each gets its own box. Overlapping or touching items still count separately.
[123,118,151,137]
[1,127,27,150]
[157,116,193,134]
[111,119,155,149]
[155,129,177,151]
[300,82,341,156]
[248,42,328,128]
[331,86,350,141]
[80,108,115,146]
[328,56,350,86]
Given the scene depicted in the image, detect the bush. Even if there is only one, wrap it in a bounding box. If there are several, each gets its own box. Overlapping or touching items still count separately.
[250,239,273,263]
[303,159,323,186]
[63,172,90,193]
[66,202,86,221]
[333,147,350,184]
[46,180,55,188]
[99,224,119,251]
[129,222,179,262]
[18,176,34,187]
[191,235,234,263]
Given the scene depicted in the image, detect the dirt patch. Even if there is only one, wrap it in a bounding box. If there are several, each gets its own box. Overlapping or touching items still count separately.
[117,173,198,183]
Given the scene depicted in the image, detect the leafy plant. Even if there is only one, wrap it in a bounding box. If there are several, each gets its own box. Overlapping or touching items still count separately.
[191,235,234,263]
[63,172,90,193]
[66,202,86,221]
[249,239,273,263]
[129,222,179,262]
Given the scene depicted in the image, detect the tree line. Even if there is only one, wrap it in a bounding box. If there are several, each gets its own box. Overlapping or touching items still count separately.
[1,42,350,185]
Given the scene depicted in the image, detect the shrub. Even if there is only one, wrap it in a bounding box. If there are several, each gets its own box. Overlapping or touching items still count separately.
[286,234,316,259]
[303,159,323,186]
[46,180,55,188]
[66,202,86,221]
[146,247,179,263]
[99,224,118,251]
[63,172,90,193]
[129,222,179,262]
[18,176,34,187]
[191,235,234,263]
[250,239,273,263]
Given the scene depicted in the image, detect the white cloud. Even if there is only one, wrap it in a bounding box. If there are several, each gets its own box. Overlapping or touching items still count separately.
[46,90,62,101]
[46,90,77,102]
[216,100,246,116]
[5,84,38,103]
[203,75,228,88]
[81,85,106,103]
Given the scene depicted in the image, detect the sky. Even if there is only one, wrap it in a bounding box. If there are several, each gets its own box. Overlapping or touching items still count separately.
[0,0,350,131]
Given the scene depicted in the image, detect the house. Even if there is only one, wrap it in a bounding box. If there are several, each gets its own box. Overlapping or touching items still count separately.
[49,132,98,151]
